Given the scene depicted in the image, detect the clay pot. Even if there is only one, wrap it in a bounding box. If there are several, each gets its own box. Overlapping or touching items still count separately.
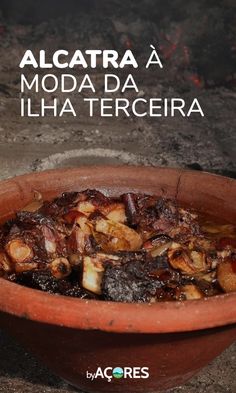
[0,166,236,393]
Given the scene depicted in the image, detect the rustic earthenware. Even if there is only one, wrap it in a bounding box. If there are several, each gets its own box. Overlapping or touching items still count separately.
[0,166,236,393]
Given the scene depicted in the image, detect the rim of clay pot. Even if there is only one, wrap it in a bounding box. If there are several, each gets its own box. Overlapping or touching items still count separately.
[0,166,236,334]
[1,279,236,333]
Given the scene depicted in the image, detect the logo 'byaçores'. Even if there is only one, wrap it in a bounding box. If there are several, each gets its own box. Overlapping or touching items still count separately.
[86,366,149,383]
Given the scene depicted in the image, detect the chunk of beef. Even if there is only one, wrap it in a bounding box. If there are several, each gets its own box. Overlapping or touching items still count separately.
[122,193,200,239]
[102,254,181,302]
[40,190,109,218]
[13,270,98,299]
[4,212,67,264]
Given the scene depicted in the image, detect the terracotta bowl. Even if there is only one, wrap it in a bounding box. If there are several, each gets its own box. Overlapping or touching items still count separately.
[0,166,236,393]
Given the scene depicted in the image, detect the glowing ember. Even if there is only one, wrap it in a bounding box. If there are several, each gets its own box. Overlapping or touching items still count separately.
[188,74,203,88]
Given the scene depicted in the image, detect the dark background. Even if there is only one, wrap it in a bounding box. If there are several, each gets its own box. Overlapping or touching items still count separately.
[1,0,236,87]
